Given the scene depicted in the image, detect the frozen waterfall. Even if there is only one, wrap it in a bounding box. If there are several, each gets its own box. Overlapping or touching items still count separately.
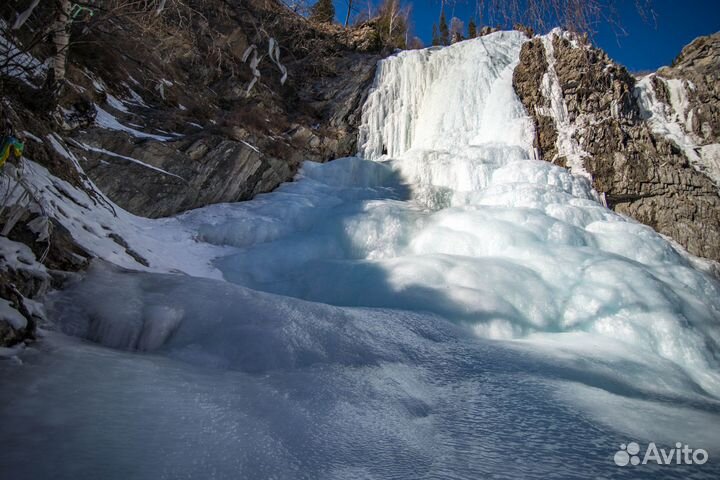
[1,31,719,480]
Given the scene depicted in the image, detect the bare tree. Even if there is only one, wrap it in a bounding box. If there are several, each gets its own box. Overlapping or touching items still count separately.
[376,0,411,49]
[345,0,353,26]
[352,0,376,25]
[408,36,424,49]
[50,0,72,89]
[473,0,654,35]
[2,0,195,93]
[281,0,312,16]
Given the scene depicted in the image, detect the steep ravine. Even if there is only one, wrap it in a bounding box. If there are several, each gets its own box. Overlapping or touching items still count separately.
[1,20,719,351]
[1,31,719,479]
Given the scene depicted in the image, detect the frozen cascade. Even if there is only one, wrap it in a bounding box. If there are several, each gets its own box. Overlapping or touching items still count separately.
[2,31,720,479]
[358,32,538,201]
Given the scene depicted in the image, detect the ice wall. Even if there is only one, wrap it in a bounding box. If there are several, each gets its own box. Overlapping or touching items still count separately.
[188,32,720,397]
[358,32,536,201]
[359,31,533,160]
[40,31,719,398]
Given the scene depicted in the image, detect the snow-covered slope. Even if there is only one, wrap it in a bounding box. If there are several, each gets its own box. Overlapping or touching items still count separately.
[2,32,720,479]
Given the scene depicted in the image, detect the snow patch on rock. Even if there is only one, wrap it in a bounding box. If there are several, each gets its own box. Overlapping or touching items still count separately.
[636,74,720,187]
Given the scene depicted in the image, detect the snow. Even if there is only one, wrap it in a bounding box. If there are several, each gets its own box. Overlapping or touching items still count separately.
[3,154,228,278]
[538,30,591,178]
[47,133,85,176]
[20,131,42,143]
[122,83,149,107]
[0,235,47,278]
[0,22,47,87]
[105,94,130,113]
[636,74,720,187]
[94,105,172,141]
[267,37,288,85]
[1,30,720,479]
[182,151,720,399]
[239,139,261,154]
[2,261,716,478]
[74,142,186,181]
[0,298,25,330]
[0,344,24,359]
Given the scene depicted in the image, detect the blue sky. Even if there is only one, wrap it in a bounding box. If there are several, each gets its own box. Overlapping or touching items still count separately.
[329,0,720,71]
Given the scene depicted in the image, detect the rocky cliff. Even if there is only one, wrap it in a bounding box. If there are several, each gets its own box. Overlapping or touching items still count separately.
[3,0,382,218]
[0,0,383,347]
[514,31,720,262]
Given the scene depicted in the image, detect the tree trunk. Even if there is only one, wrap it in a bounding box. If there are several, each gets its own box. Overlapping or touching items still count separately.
[344,0,353,26]
[51,0,72,87]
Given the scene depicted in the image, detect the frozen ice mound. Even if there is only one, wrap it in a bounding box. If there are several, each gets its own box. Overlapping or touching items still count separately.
[170,31,720,398]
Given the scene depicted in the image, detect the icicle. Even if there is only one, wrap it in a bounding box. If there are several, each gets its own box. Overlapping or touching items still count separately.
[241,45,256,63]
[268,38,288,85]
[242,45,262,96]
[155,0,168,16]
[12,0,41,30]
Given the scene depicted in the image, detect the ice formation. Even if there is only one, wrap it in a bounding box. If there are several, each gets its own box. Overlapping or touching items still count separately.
[2,31,719,479]
[192,31,720,396]
[636,74,720,186]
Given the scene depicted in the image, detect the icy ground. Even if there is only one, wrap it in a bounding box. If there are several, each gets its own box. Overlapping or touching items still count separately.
[1,31,720,479]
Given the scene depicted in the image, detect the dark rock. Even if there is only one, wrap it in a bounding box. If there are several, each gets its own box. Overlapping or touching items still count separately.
[50,3,381,218]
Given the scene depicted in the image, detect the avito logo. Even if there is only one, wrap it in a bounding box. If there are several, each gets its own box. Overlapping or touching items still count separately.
[614,442,708,466]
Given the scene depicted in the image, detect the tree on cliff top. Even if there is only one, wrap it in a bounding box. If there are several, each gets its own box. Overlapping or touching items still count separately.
[468,19,477,38]
[431,23,440,45]
[310,0,335,24]
[376,0,411,49]
[438,10,449,45]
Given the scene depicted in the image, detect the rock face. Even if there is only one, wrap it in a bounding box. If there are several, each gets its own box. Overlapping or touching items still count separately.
[1,0,381,218]
[650,33,720,185]
[514,31,720,262]
[51,2,381,218]
[69,47,379,218]
[667,34,720,140]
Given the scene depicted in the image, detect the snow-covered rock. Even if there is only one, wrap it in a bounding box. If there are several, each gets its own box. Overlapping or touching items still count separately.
[514,30,720,262]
